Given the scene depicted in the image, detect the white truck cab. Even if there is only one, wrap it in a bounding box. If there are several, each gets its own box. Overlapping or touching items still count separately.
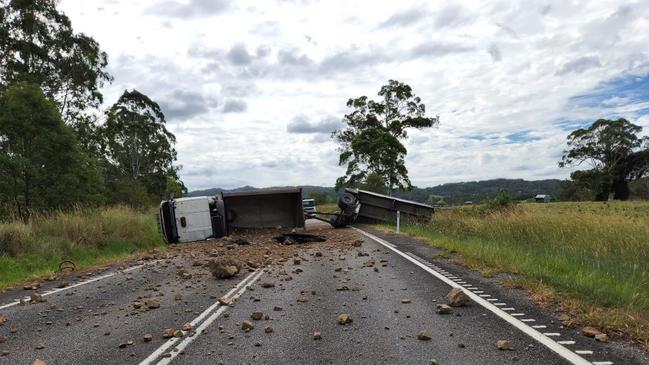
[302,198,317,214]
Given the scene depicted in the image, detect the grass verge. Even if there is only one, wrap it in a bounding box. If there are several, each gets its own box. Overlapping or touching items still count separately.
[378,201,649,350]
[0,206,164,288]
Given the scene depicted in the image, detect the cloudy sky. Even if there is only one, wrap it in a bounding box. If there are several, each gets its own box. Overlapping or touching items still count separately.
[60,0,649,190]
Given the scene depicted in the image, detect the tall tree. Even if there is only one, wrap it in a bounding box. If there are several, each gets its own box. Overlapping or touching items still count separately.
[559,118,649,200]
[103,90,181,204]
[0,0,111,125]
[333,80,439,192]
[0,82,103,220]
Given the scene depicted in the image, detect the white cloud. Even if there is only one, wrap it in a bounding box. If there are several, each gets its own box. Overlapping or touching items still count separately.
[59,0,649,190]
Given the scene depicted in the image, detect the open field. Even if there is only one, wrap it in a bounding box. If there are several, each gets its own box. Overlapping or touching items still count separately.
[383,201,649,349]
[0,206,164,287]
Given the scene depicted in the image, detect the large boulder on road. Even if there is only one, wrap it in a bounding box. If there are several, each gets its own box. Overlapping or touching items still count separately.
[208,258,242,279]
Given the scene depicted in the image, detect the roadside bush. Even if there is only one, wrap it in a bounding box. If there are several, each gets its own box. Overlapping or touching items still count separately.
[0,206,164,287]
[0,222,33,256]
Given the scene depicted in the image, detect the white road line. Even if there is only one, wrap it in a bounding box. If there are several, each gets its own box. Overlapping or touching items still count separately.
[354,228,592,365]
[511,313,525,316]
[592,362,614,365]
[544,333,561,336]
[558,341,576,345]
[521,319,536,322]
[487,298,499,301]
[532,325,547,329]
[575,351,593,355]
[479,294,490,297]
[0,263,147,310]
[139,269,264,365]
[494,302,507,306]
[473,291,484,294]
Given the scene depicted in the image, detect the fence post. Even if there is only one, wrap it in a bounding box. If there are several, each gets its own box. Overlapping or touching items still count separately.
[396,210,400,233]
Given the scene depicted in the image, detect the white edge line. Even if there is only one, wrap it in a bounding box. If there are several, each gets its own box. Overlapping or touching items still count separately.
[353,228,592,365]
[0,263,148,310]
[138,269,263,365]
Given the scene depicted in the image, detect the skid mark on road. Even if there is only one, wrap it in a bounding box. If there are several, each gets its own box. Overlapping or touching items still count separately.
[0,262,152,310]
[354,227,613,365]
[139,269,265,365]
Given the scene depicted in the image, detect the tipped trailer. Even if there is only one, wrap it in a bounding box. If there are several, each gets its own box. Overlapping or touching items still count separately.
[347,188,434,223]
[158,187,432,244]
[159,188,305,243]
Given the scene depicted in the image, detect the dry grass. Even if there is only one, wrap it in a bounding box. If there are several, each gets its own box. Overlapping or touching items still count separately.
[385,201,649,350]
[0,206,164,287]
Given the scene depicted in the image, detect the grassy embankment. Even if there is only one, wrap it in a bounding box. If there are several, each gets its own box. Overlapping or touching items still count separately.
[382,201,649,349]
[0,206,164,287]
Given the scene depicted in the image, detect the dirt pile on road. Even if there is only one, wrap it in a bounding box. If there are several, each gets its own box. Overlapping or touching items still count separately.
[160,225,363,281]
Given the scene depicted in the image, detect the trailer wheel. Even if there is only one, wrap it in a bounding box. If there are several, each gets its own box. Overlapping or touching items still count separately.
[338,192,357,210]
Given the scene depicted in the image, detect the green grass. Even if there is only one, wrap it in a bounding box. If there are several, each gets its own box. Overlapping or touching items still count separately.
[381,201,649,347]
[317,203,339,214]
[0,206,164,287]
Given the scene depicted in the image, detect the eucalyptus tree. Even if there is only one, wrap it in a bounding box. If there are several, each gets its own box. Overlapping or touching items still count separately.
[333,80,439,192]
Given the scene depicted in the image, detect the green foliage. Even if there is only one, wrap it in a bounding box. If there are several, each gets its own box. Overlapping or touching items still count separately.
[0,0,112,124]
[386,201,649,348]
[103,89,180,205]
[484,190,513,210]
[560,118,649,200]
[333,80,438,191]
[426,194,446,206]
[0,206,163,287]
[0,82,104,220]
[307,191,330,205]
[358,171,388,194]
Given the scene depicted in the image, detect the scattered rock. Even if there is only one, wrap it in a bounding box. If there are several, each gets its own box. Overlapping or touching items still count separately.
[0,314,5,325]
[315,252,323,257]
[447,288,469,307]
[174,293,183,301]
[436,304,453,314]
[0,335,7,343]
[182,323,192,332]
[430,359,438,365]
[242,320,254,332]
[132,301,143,309]
[352,239,363,247]
[581,326,601,338]
[313,331,322,340]
[218,296,233,306]
[273,306,283,311]
[264,325,273,333]
[497,340,514,351]
[143,334,153,342]
[145,298,160,309]
[35,340,45,349]
[208,258,241,279]
[251,310,263,320]
[558,314,570,323]
[33,360,47,365]
[337,313,353,325]
[401,299,411,304]
[30,293,46,303]
[260,282,275,288]
[595,333,608,343]
[163,328,174,338]
[173,330,183,338]
[417,330,431,341]
[293,259,301,265]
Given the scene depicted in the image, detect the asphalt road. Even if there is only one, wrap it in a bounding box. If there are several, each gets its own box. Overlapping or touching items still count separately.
[0,222,646,365]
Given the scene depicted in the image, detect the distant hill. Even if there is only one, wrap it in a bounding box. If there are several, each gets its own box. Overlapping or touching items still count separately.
[392,178,562,205]
[187,179,562,205]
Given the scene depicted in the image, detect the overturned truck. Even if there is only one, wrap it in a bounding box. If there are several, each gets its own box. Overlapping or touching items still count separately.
[158,187,433,243]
